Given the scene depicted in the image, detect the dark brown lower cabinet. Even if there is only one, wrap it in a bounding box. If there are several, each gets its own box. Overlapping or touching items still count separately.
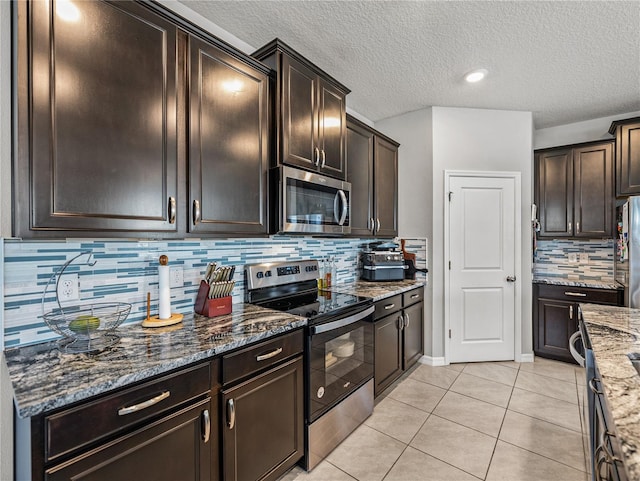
[222,356,304,481]
[533,284,623,363]
[374,287,424,397]
[45,398,213,481]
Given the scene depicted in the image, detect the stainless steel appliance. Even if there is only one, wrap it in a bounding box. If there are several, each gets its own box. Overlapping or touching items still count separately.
[272,166,351,234]
[615,196,640,306]
[245,260,374,471]
[360,242,405,281]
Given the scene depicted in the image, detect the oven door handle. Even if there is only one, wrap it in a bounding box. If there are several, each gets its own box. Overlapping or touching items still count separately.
[311,305,375,335]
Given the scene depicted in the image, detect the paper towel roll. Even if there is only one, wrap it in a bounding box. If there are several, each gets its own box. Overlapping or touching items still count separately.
[158,264,171,320]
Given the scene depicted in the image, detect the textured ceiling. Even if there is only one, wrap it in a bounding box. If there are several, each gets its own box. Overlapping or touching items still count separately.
[179,0,640,129]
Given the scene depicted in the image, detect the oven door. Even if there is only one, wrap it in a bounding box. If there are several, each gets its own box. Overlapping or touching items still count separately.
[279,166,351,234]
[308,305,374,422]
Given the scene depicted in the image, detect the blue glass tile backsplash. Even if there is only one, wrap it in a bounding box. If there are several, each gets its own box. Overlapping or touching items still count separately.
[2,236,429,348]
[533,239,614,281]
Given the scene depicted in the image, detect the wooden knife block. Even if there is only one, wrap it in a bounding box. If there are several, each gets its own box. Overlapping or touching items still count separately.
[196,296,232,317]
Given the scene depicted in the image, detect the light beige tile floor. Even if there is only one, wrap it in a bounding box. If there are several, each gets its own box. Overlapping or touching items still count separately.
[280,357,588,481]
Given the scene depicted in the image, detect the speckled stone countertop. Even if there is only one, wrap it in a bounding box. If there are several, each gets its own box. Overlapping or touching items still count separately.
[579,303,640,480]
[533,275,621,290]
[332,279,425,301]
[4,304,306,418]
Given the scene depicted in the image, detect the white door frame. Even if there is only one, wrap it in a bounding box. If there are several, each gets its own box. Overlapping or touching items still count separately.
[444,170,522,364]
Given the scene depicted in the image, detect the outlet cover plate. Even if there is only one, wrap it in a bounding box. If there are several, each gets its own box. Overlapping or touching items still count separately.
[58,273,79,301]
[579,253,589,264]
[169,267,183,288]
[568,253,578,264]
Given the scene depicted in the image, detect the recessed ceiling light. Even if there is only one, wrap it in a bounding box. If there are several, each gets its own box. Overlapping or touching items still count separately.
[464,69,488,83]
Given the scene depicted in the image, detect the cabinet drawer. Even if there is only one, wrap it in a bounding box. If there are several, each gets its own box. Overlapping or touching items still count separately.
[222,330,304,386]
[403,287,424,306]
[45,362,212,462]
[536,284,621,305]
[374,295,402,319]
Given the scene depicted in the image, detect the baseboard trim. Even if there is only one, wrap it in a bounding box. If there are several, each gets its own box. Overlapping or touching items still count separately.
[517,353,534,363]
[419,355,446,366]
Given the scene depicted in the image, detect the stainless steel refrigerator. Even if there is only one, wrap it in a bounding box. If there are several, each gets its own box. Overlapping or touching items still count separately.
[615,196,640,307]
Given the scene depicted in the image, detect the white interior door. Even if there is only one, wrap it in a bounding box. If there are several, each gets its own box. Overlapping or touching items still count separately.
[448,174,517,362]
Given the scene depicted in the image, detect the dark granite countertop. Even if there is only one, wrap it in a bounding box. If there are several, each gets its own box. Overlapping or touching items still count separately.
[533,275,621,290]
[4,304,306,418]
[579,303,640,480]
[332,279,425,301]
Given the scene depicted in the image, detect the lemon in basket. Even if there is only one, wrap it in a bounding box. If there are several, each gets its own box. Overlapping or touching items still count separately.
[69,315,101,333]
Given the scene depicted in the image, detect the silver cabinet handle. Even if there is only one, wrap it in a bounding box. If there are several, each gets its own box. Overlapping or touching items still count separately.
[338,190,348,226]
[506,276,516,282]
[397,315,404,330]
[314,147,320,166]
[410,293,420,299]
[168,197,176,224]
[227,399,235,429]
[384,303,395,310]
[576,221,580,233]
[589,378,602,395]
[118,391,170,416]
[568,221,572,232]
[569,305,573,320]
[202,409,210,443]
[193,199,201,225]
[376,218,381,233]
[370,217,375,234]
[404,313,410,328]
[321,149,326,168]
[256,347,283,361]
[565,291,587,297]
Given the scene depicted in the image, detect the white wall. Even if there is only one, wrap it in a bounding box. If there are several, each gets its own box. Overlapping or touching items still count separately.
[376,109,433,355]
[534,110,640,150]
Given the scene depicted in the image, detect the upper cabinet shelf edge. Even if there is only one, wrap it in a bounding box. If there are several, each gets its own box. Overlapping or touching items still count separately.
[609,116,640,197]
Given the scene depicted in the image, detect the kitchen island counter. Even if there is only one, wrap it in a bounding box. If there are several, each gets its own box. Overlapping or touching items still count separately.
[331,279,425,301]
[580,303,640,480]
[4,304,305,418]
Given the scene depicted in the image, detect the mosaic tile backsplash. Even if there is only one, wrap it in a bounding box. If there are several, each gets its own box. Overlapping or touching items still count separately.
[533,239,614,281]
[2,236,428,348]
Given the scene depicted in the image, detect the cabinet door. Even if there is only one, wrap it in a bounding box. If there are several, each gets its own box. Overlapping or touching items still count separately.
[403,301,424,370]
[534,298,578,363]
[536,149,573,238]
[281,55,318,170]
[318,79,347,179]
[373,136,399,237]
[222,357,303,481]
[374,313,403,397]
[615,120,640,196]
[189,36,268,235]
[18,1,179,236]
[574,142,613,238]
[346,120,375,236]
[46,398,214,481]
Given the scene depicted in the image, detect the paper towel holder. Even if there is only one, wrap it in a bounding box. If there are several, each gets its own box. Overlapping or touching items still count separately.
[142,255,184,328]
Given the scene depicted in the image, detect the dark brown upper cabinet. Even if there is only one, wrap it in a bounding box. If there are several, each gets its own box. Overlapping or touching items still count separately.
[535,140,613,239]
[253,39,350,180]
[346,115,399,237]
[15,0,180,237]
[188,35,269,236]
[14,0,270,238]
[610,117,640,197]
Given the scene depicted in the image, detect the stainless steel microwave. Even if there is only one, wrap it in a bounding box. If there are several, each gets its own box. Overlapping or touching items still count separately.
[273,166,351,234]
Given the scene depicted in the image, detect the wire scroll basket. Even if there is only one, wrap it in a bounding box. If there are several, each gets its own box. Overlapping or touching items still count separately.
[42,251,131,354]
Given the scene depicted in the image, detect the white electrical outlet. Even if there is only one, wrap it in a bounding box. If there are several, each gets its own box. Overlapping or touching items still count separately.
[568,253,578,263]
[580,253,589,264]
[169,267,183,288]
[58,273,79,301]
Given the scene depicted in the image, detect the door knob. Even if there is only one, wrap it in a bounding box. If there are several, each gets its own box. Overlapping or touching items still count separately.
[506,276,516,282]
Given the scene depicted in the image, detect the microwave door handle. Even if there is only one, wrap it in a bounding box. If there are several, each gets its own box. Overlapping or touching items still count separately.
[338,190,348,226]
[334,191,340,224]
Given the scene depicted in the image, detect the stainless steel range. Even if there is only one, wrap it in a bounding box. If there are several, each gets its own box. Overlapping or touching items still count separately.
[245,260,375,470]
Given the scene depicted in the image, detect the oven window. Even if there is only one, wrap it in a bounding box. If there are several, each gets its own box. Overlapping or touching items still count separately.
[286,178,349,226]
[309,321,373,422]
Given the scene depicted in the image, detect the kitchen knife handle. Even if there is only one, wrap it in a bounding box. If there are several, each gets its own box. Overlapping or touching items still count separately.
[314,147,320,166]
[193,199,201,225]
[118,391,170,416]
[202,409,210,443]
[227,399,236,429]
[168,197,176,224]
[321,149,326,168]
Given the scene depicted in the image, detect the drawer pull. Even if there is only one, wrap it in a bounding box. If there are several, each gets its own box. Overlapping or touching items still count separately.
[202,409,210,443]
[565,292,587,297]
[410,294,420,299]
[118,391,170,416]
[384,303,395,310]
[227,399,236,429]
[589,378,603,395]
[256,347,283,362]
